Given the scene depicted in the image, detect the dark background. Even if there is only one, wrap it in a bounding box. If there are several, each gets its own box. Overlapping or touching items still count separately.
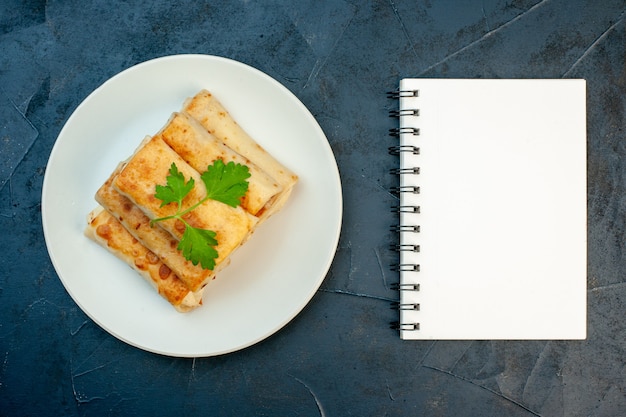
[1,1,624,416]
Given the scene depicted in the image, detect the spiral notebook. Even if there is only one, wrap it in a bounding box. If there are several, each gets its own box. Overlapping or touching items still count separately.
[389,79,587,340]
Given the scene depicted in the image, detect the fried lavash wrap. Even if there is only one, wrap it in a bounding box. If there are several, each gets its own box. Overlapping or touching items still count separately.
[85,90,297,312]
[95,162,220,293]
[183,89,298,219]
[85,207,204,312]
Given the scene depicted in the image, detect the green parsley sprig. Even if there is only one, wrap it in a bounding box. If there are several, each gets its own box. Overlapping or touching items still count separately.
[150,160,250,270]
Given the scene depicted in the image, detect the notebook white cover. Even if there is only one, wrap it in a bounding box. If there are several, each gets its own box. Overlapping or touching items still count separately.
[395,79,587,340]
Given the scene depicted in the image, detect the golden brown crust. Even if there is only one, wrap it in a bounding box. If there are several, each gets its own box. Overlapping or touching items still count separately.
[183,90,298,220]
[95,164,216,292]
[85,207,203,312]
[113,136,258,267]
[159,113,283,216]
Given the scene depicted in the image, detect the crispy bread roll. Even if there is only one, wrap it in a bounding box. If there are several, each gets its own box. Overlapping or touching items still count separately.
[159,112,283,216]
[85,207,203,312]
[183,90,298,218]
[95,164,221,292]
[113,136,258,268]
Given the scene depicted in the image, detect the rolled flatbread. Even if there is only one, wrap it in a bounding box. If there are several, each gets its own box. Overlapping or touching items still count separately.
[95,163,220,292]
[85,207,203,312]
[158,112,283,216]
[183,90,298,219]
[113,135,258,269]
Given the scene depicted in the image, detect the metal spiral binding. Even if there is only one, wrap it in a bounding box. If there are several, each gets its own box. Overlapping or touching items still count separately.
[389,109,419,117]
[389,127,420,137]
[391,263,420,272]
[390,322,420,331]
[390,167,420,175]
[390,224,420,233]
[387,89,419,99]
[390,244,420,252]
[391,205,420,214]
[388,145,419,155]
[390,283,420,291]
[390,302,420,311]
[390,185,420,194]
[389,88,421,333]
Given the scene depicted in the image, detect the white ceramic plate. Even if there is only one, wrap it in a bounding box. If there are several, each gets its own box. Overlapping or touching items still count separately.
[42,55,342,357]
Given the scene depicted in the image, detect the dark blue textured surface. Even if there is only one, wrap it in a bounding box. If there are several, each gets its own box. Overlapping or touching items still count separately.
[1,1,625,415]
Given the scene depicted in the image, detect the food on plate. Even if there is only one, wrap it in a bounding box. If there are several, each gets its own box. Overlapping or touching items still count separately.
[113,135,258,271]
[159,112,282,216]
[85,207,204,312]
[85,90,297,311]
[95,164,219,292]
[183,90,298,220]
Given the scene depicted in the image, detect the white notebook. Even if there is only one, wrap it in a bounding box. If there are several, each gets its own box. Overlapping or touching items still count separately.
[390,79,587,340]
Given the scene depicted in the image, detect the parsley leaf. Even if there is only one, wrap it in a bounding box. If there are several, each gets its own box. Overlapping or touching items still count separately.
[154,163,195,208]
[201,159,251,207]
[178,227,218,270]
[151,159,250,270]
